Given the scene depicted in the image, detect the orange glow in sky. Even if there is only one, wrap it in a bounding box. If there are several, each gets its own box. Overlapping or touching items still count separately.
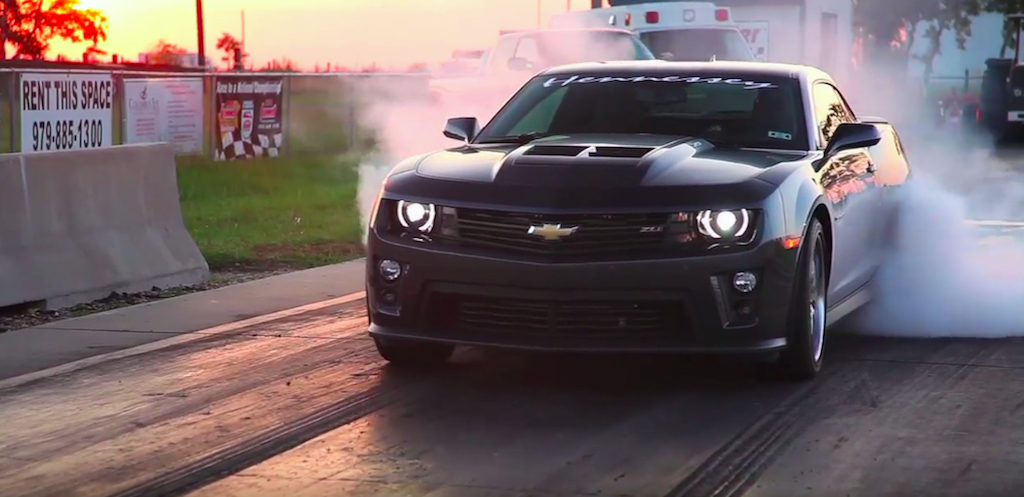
[50,0,595,70]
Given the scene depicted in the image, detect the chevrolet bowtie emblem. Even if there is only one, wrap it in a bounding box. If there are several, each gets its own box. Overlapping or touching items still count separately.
[527,223,578,241]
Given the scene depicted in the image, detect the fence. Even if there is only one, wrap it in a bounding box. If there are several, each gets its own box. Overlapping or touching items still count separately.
[0,66,987,159]
[0,68,433,158]
[923,69,985,98]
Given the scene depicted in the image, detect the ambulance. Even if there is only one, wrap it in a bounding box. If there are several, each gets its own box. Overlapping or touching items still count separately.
[559,0,856,86]
[549,2,757,62]
[712,0,854,84]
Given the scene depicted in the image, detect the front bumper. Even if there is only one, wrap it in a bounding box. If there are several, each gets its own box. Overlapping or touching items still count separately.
[366,233,800,354]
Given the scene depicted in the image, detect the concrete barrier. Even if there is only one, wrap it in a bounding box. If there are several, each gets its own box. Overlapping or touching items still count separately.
[0,143,209,310]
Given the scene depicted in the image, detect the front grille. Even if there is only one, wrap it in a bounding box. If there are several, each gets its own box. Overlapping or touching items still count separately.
[427,293,689,336]
[447,208,669,256]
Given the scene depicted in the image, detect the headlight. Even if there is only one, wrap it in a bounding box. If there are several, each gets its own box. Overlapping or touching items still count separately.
[396,200,436,233]
[665,209,758,249]
[696,209,752,239]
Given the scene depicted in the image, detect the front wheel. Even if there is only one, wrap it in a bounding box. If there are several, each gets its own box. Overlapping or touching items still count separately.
[777,218,828,381]
[374,337,454,369]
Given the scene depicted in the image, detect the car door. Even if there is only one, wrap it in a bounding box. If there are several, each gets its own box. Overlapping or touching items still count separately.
[812,81,882,303]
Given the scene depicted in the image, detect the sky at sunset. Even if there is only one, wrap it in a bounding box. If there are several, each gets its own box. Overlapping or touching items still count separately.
[50,0,597,70]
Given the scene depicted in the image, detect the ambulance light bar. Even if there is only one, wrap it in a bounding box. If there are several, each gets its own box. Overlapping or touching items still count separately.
[608,5,730,26]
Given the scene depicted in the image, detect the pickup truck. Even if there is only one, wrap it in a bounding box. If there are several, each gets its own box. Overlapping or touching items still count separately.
[428,27,656,121]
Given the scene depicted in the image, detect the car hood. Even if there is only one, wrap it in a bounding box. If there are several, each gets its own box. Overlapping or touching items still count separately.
[415,134,803,187]
[390,134,809,210]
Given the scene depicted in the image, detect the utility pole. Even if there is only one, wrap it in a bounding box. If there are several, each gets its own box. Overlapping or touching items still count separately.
[537,0,541,28]
[591,0,601,8]
[196,0,206,68]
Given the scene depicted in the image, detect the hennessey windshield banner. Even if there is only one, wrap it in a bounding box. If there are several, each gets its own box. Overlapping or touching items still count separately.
[214,76,284,160]
[542,75,778,90]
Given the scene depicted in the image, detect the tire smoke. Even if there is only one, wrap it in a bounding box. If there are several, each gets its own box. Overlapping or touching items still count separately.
[352,19,618,244]
[857,140,1024,338]
[347,19,1024,340]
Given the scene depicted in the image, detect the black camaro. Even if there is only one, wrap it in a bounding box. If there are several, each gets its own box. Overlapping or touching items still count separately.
[365,60,910,380]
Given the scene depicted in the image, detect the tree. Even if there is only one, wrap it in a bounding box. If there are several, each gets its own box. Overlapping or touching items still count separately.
[854,0,981,71]
[913,0,982,79]
[144,39,187,65]
[1,0,108,60]
[216,32,246,69]
[152,39,186,54]
[980,0,1024,57]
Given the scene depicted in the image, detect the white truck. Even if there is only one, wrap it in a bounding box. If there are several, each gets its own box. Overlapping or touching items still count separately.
[549,2,757,62]
[713,0,854,84]
[553,0,854,85]
[427,27,656,121]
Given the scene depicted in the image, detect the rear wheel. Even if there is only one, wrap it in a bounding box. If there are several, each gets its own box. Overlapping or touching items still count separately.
[777,218,827,381]
[374,337,454,369]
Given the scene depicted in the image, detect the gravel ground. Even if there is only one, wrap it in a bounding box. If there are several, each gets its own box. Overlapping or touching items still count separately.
[0,267,295,333]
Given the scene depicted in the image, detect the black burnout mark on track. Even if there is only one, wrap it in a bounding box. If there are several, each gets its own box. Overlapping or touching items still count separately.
[12,303,1024,497]
[103,358,503,497]
[0,302,397,497]
[662,365,854,497]
[660,336,1021,497]
[107,387,392,497]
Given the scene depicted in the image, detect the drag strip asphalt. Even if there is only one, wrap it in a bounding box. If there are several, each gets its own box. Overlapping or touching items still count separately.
[4,295,1024,497]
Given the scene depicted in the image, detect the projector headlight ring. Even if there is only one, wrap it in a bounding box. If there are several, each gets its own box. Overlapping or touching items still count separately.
[396,200,436,233]
[696,209,751,239]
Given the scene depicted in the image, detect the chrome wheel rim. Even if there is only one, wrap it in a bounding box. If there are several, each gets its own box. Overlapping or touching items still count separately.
[808,240,826,363]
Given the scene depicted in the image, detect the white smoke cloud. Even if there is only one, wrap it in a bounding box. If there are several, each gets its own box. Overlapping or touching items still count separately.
[860,167,1024,336]
[352,17,630,244]
[854,140,1024,338]
[344,6,1024,341]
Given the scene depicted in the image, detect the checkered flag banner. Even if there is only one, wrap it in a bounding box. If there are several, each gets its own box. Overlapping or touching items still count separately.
[214,76,285,161]
[215,130,284,160]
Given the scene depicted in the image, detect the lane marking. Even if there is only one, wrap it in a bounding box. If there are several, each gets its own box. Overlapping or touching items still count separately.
[0,291,367,391]
[978,236,1017,246]
[966,220,1024,227]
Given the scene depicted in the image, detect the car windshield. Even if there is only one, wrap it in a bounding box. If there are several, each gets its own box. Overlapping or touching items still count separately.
[521,31,656,68]
[475,72,809,151]
[640,28,755,62]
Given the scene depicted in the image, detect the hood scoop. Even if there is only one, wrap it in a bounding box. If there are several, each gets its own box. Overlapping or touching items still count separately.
[523,144,656,159]
[524,145,588,157]
[495,143,661,187]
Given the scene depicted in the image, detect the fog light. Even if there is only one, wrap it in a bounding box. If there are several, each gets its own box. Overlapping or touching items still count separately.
[378,259,402,281]
[733,271,756,292]
[380,289,397,304]
[735,300,753,315]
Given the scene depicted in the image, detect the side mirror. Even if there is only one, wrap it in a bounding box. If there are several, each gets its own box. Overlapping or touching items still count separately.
[823,122,882,158]
[443,117,479,143]
[507,57,532,72]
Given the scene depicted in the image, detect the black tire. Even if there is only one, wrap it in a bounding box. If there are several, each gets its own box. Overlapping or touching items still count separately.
[374,337,454,368]
[777,217,828,381]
